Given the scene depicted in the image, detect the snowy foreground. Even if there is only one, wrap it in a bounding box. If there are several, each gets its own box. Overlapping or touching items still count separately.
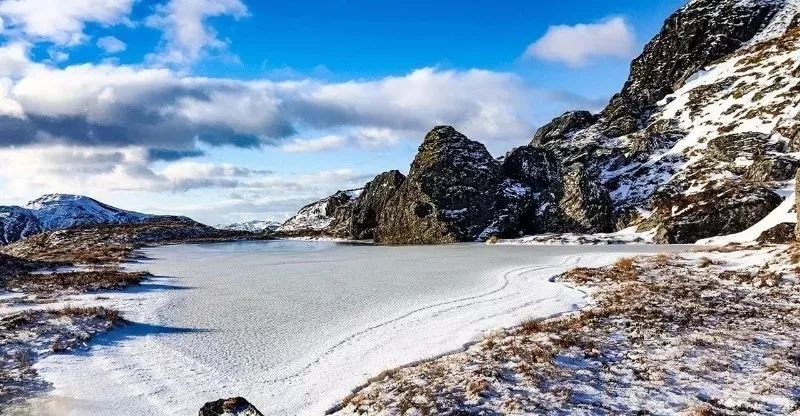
[335,245,799,415]
[14,241,681,415]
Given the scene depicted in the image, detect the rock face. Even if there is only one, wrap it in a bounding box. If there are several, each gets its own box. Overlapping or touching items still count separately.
[276,190,361,237]
[216,220,281,233]
[530,111,598,146]
[349,171,406,240]
[377,126,527,244]
[199,397,264,416]
[601,0,783,136]
[648,183,783,244]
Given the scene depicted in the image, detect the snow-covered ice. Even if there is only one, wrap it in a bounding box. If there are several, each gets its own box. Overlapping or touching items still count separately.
[25,241,688,415]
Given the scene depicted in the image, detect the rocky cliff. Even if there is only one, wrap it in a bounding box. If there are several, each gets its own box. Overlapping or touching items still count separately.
[281,0,800,244]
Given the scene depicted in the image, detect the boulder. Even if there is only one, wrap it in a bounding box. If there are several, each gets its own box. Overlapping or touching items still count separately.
[349,171,405,240]
[757,223,796,244]
[651,182,783,244]
[199,397,263,416]
[776,116,800,152]
[743,155,800,182]
[530,111,598,147]
[376,126,523,244]
[706,132,777,163]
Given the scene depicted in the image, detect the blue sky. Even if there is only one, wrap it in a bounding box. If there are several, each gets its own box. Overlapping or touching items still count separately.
[0,0,686,224]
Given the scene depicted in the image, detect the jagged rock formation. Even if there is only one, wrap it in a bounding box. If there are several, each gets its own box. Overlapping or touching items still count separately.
[524,0,800,243]
[376,126,530,244]
[349,171,405,240]
[199,397,264,416]
[276,190,361,238]
[281,0,800,244]
[0,194,189,245]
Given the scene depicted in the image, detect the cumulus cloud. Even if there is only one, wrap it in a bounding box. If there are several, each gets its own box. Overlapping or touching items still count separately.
[146,0,248,66]
[281,135,348,153]
[0,0,134,46]
[524,17,636,67]
[97,36,127,54]
[0,44,576,153]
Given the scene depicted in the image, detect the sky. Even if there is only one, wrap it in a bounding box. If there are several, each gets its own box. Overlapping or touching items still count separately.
[0,0,687,225]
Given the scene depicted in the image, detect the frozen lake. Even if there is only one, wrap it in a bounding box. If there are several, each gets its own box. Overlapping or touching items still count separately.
[28,240,686,415]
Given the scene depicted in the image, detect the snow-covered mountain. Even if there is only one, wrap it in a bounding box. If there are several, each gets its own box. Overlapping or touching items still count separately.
[281,0,800,244]
[216,220,281,233]
[277,190,362,237]
[0,194,175,245]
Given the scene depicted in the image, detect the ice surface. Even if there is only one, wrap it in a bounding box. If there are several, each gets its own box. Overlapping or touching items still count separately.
[27,241,687,415]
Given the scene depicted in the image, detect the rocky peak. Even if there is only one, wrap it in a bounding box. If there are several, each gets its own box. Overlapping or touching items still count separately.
[602,0,785,136]
[377,126,523,244]
[350,170,406,240]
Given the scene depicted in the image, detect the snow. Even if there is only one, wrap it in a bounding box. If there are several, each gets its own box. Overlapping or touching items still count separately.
[25,194,151,230]
[22,241,685,416]
[498,227,656,246]
[216,220,281,233]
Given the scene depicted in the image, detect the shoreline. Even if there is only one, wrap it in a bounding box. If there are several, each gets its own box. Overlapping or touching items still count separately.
[332,244,798,415]
[15,242,669,415]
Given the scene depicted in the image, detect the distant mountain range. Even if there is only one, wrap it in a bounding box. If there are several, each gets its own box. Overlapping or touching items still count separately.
[216,220,281,233]
[0,194,189,245]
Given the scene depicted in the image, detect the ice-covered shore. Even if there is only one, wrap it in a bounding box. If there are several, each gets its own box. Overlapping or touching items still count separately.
[21,242,675,415]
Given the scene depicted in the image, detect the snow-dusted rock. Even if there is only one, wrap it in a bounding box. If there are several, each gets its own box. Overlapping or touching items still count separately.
[216,220,281,233]
[377,126,527,244]
[277,190,361,237]
[199,397,263,416]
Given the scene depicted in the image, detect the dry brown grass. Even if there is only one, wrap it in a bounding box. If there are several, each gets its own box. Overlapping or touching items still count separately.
[3,270,150,295]
[698,257,716,268]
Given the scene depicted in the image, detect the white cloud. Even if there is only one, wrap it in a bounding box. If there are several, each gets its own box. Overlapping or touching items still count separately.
[281,135,348,153]
[146,0,248,66]
[0,0,134,46]
[524,17,636,67]
[97,36,127,54]
[0,45,571,150]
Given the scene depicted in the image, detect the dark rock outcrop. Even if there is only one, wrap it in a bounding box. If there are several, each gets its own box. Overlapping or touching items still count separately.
[377,126,525,244]
[743,156,800,182]
[501,146,562,193]
[706,132,777,163]
[650,183,782,244]
[350,171,405,240]
[550,165,615,234]
[199,397,264,416]
[530,111,598,147]
[757,222,796,244]
[601,0,782,136]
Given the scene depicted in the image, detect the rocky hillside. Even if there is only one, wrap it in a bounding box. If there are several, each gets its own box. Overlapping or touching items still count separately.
[1,218,245,264]
[283,0,800,244]
[217,220,281,233]
[0,194,191,245]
